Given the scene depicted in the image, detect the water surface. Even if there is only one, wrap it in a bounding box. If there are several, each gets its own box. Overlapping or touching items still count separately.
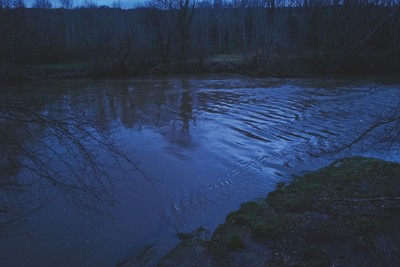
[1,75,399,266]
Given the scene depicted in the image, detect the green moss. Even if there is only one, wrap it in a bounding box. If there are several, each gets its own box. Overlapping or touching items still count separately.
[227,234,246,251]
[207,157,400,266]
[267,188,314,212]
[229,213,252,226]
[251,213,303,239]
[27,62,90,72]
[213,224,226,239]
[267,157,400,213]
[226,200,270,226]
[302,247,331,266]
[310,220,357,240]
[309,214,399,241]
[208,54,243,63]
[351,214,399,234]
[275,181,286,190]
[177,233,193,240]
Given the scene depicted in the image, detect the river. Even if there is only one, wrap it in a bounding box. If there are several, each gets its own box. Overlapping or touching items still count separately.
[0,75,399,266]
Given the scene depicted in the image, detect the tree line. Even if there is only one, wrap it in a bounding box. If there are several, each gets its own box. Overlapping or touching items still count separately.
[0,0,399,74]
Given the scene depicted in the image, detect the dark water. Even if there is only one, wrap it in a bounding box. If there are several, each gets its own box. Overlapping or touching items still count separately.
[1,75,399,266]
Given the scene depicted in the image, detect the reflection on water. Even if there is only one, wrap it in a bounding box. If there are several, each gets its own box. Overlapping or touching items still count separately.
[0,75,400,266]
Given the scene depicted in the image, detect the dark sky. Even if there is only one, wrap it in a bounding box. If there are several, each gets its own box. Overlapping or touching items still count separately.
[26,0,143,8]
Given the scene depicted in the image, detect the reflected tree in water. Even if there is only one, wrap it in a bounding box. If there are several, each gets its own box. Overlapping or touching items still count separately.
[179,86,193,133]
[0,92,153,236]
[169,80,195,147]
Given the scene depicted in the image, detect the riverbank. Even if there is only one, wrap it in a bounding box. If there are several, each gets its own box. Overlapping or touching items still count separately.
[0,62,92,82]
[0,59,295,82]
[146,157,400,266]
[2,55,399,83]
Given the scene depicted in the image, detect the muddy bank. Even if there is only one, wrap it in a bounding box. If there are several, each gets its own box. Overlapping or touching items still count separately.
[153,157,400,267]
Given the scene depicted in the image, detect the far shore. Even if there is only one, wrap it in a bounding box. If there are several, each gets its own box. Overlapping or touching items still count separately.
[2,56,400,83]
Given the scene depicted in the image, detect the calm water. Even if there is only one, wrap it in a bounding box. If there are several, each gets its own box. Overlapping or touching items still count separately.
[1,75,399,266]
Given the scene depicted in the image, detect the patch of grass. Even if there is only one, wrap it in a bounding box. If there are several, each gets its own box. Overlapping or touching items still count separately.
[208,54,243,63]
[27,62,90,72]
[208,157,400,266]
[349,214,399,234]
[309,220,357,240]
[251,213,303,239]
[267,157,400,212]
[227,234,246,251]
[275,181,286,190]
[309,214,399,241]
[302,246,331,266]
[227,213,252,226]
[210,221,250,262]
[177,232,193,240]
[226,200,270,226]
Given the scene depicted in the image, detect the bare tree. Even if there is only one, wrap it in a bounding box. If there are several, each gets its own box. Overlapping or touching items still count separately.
[80,0,97,8]
[115,32,134,69]
[176,0,196,62]
[12,0,24,8]
[328,4,400,73]
[0,94,153,236]
[32,0,52,8]
[112,0,122,8]
[59,0,73,9]
[151,0,196,62]
[145,5,173,63]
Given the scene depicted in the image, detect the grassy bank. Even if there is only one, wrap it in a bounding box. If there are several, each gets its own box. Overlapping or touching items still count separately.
[154,157,400,267]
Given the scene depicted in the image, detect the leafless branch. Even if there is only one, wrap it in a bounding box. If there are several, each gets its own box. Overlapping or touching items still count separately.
[0,96,156,235]
[327,100,400,158]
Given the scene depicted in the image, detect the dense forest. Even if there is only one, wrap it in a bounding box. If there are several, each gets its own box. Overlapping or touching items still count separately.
[0,0,399,76]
